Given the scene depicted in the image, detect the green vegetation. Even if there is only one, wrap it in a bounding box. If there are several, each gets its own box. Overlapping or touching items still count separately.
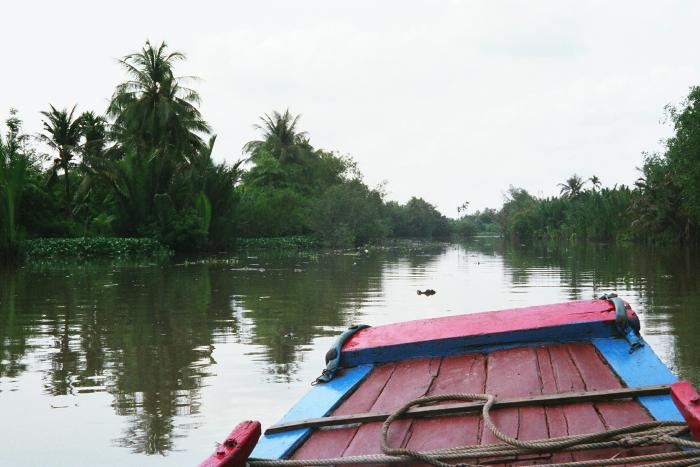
[25,237,170,259]
[497,184,636,242]
[0,110,33,263]
[233,236,320,250]
[497,86,700,243]
[2,41,461,264]
[38,105,83,216]
[386,197,450,239]
[451,204,500,237]
[8,39,700,264]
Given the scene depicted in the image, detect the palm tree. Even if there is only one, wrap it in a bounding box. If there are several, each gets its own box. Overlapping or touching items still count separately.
[38,105,83,215]
[80,111,108,162]
[243,110,310,164]
[107,40,211,157]
[71,112,110,214]
[558,174,585,198]
[589,175,601,192]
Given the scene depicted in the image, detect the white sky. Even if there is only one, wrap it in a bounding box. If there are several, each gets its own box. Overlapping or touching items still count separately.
[3,1,699,217]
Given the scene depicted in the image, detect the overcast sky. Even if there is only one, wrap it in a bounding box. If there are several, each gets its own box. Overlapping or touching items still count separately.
[2,1,699,216]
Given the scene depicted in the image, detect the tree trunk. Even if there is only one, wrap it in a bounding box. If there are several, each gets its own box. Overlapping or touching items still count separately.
[63,159,71,217]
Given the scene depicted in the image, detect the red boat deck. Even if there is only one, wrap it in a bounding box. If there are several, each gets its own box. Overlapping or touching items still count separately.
[291,342,675,465]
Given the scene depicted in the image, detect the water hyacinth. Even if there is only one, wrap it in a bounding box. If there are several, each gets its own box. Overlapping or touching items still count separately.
[233,236,320,251]
[25,237,171,259]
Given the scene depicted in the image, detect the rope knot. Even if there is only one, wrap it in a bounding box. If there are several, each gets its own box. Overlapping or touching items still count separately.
[620,433,668,447]
[618,435,638,447]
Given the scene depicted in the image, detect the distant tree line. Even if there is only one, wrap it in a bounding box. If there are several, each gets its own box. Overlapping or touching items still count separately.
[497,182,636,242]
[1,41,457,262]
[498,85,700,244]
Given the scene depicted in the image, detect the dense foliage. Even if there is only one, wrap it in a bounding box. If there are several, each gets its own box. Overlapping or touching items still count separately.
[386,198,450,238]
[497,184,635,241]
[451,208,500,237]
[0,110,34,263]
[1,41,459,262]
[497,87,700,243]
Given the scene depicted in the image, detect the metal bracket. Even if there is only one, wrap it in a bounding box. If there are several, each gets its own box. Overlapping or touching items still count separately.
[599,293,644,352]
[313,324,370,385]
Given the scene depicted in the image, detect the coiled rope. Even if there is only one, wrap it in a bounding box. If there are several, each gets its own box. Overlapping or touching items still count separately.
[248,393,700,467]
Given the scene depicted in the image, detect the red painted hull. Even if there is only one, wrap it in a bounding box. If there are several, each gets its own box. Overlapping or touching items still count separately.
[671,382,700,441]
[198,421,261,467]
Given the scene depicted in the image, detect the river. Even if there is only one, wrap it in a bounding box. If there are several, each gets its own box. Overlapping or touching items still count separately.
[1,239,699,466]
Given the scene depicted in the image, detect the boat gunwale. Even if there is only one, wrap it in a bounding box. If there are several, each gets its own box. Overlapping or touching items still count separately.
[340,299,636,366]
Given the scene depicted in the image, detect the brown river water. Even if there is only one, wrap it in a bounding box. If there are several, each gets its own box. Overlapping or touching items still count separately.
[1,238,699,466]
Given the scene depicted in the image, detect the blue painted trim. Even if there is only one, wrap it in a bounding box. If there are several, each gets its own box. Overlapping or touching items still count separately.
[593,337,683,422]
[343,321,622,366]
[250,364,373,460]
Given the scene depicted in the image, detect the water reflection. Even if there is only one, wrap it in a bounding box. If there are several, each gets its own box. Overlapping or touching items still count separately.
[1,241,700,464]
[0,275,28,379]
[230,253,387,379]
[2,262,235,454]
[0,253,391,456]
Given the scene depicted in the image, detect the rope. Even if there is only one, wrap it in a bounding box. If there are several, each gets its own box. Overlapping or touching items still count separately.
[248,393,700,467]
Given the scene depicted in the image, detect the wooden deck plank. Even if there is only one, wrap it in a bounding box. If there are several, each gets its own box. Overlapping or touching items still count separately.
[548,344,613,462]
[403,354,486,453]
[536,346,573,464]
[480,348,539,446]
[595,400,671,459]
[567,343,655,429]
[513,351,550,465]
[569,343,676,460]
[341,357,440,459]
[508,348,548,466]
[549,345,587,393]
[515,348,547,439]
[570,343,674,462]
[291,363,396,460]
[566,343,623,391]
[571,345,657,424]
